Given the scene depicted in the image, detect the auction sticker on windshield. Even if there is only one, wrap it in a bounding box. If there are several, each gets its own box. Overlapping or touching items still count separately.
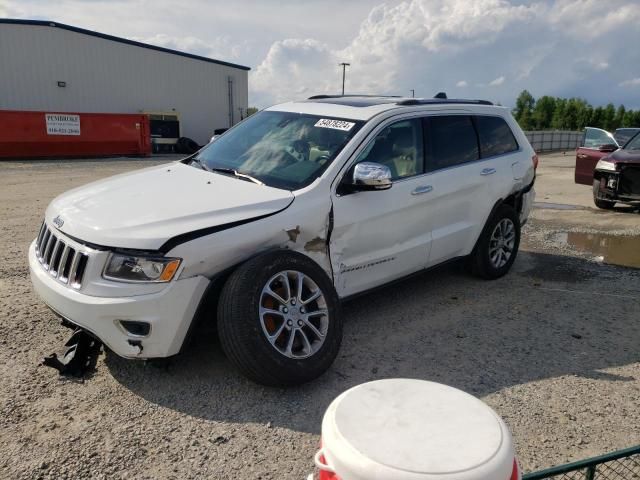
[314,118,355,131]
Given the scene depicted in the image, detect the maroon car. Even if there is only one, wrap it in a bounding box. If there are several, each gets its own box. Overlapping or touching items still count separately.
[574,127,619,185]
[591,131,640,209]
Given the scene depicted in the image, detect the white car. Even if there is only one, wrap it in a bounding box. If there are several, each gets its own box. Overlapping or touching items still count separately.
[29,95,536,385]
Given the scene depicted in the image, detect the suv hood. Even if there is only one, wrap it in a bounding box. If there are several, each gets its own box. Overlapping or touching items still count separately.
[606,149,640,165]
[45,162,294,251]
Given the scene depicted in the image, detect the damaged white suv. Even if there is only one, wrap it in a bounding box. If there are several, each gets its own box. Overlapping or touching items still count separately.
[29,95,536,385]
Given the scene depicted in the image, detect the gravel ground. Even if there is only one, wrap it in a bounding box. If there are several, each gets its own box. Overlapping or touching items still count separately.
[1,156,639,480]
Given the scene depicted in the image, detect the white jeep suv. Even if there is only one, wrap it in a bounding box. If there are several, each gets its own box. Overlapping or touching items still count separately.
[29,95,536,385]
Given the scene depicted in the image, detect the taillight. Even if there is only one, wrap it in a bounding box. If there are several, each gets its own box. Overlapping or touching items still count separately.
[532,154,539,170]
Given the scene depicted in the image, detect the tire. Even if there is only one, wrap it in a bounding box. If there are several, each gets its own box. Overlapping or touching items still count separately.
[592,180,615,210]
[469,204,521,280]
[217,251,342,386]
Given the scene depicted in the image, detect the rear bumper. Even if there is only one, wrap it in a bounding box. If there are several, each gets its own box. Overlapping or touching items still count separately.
[520,186,535,225]
[29,241,209,358]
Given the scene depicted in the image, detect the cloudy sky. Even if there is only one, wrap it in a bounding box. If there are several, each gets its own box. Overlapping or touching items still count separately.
[3,0,640,109]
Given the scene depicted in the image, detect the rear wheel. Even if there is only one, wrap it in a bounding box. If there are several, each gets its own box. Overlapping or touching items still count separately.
[592,180,615,209]
[468,204,520,280]
[217,251,341,386]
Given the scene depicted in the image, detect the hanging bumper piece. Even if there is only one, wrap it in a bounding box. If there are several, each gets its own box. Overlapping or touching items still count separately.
[42,328,103,377]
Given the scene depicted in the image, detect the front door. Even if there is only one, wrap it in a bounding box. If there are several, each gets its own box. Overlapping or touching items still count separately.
[330,118,433,297]
[575,127,618,185]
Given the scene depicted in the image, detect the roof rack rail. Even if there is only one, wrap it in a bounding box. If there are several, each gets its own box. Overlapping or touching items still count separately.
[307,94,401,100]
[396,98,493,106]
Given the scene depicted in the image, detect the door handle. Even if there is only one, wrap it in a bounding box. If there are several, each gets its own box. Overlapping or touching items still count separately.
[480,168,496,176]
[577,154,588,159]
[411,185,433,195]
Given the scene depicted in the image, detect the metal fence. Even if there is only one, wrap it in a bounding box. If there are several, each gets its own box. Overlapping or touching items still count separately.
[523,446,640,480]
[524,130,583,153]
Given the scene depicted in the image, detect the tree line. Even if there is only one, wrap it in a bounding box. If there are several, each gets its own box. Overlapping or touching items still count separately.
[512,90,640,132]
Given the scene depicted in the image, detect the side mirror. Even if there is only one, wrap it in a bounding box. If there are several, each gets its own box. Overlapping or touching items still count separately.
[598,143,618,153]
[349,162,392,191]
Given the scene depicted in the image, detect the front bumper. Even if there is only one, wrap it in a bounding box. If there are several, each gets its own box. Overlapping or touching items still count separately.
[29,241,209,358]
[595,168,640,205]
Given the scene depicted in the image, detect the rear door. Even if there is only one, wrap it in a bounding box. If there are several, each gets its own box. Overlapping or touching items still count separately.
[575,128,618,185]
[422,114,519,266]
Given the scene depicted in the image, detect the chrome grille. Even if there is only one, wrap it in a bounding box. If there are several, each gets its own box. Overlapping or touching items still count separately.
[34,222,89,289]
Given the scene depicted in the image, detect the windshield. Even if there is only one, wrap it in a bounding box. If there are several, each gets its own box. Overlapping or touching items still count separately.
[192,111,363,190]
[624,132,640,151]
[615,128,640,146]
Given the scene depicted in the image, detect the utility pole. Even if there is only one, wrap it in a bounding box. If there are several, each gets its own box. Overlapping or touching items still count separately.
[339,62,350,95]
[410,89,415,98]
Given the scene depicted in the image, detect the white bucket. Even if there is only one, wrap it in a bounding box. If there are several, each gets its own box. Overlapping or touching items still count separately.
[313,379,520,480]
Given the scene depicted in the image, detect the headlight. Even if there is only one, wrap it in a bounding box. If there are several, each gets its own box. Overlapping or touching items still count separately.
[103,254,181,283]
[595,159,616,171]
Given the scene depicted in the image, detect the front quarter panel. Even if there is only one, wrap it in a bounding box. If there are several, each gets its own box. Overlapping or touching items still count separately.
[167,188,335,283]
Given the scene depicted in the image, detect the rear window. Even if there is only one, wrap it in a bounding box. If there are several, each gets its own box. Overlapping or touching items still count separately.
[424,115,479,171]
[475,116,519,158]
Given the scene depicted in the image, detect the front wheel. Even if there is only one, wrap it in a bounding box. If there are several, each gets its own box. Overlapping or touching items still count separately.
[468,204,521,280]
[217,251,342,386]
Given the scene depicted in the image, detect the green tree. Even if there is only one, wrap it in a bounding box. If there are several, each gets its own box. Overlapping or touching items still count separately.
[512,92,636,131]
[551,98,567,129]
[564,99,579,130]
[532,96,556,129]
[602,103,616,130]
[513,90,535,128]
[621,110,635,127]
[578,104,593,130]
[591,106,605,128]
[613,105,626,130]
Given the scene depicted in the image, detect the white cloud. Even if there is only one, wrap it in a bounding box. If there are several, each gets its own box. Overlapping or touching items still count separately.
[251,39,337,98]
[573,58,610,75]
[620,78,640,87]
[547,0,640,39]
[131,33,249,61]
[252,0,540,105]
[251,0,640,108]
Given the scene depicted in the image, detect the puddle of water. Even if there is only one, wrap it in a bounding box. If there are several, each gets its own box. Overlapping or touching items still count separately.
[534,202,586,210]
[555,232,640,268]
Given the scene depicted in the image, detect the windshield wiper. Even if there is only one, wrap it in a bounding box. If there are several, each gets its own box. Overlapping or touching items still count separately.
[190,158,264,185]
[190,157,211,172]
[208,167,265,185]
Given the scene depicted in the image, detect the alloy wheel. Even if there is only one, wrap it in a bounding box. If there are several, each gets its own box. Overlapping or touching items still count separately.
[259,270,329,359]
[489,218,516,268]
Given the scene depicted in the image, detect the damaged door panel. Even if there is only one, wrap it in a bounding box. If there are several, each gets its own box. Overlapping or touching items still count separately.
[330,117,433,297]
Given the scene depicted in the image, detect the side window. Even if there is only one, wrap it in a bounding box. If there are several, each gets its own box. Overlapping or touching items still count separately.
[354,119,424,180]
[583,128,616,148]
[475,115,519,157]
[423,115,479,171]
